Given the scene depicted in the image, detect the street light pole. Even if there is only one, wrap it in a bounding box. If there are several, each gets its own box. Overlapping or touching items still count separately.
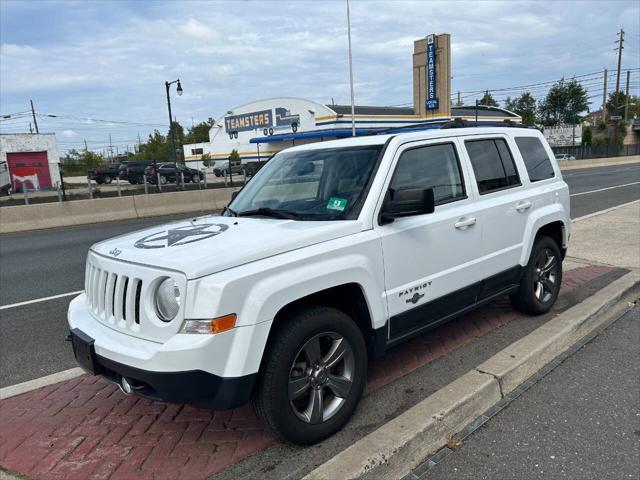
[165,79,183,164]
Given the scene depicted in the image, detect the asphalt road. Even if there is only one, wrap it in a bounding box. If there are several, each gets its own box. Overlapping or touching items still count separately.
[0,162,638,387]
[425,305,639,480]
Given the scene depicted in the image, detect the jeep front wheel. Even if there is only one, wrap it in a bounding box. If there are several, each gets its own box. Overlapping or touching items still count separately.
[510,235,562,315]
[252,306,367,445]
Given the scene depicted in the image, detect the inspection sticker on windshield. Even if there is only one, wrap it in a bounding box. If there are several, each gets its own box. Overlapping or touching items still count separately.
[327,197,348,211]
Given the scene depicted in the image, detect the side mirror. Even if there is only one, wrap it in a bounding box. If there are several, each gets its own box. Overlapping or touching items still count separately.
[380,187,435,224]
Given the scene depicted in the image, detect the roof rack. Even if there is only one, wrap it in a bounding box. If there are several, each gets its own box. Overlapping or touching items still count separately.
[439,118,531,129]
[375,118,530,136]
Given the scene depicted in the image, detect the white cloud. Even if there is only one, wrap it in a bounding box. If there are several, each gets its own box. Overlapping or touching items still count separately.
[0,0,637,152]
[61,129,77,138]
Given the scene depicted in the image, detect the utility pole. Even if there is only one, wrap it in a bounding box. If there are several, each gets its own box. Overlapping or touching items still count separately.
[109,133,113,163]
[457,90,461,106]
[624,69,630,121]
[615,28,624,93]
[602,68,608,121]
[30,99,39,133]
[29,122,33,134]
[346,0,356,137]
[84,138,88,152]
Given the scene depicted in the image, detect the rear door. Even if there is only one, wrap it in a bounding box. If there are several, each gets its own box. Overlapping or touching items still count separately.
[459,135,529,293]
[375,138,485,342]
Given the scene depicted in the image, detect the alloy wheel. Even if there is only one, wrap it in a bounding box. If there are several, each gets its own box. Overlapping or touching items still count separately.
[288,332,355,424]
[534,248,558,303]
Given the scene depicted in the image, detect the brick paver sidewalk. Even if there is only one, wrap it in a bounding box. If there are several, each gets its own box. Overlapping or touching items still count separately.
[0,265,615,480]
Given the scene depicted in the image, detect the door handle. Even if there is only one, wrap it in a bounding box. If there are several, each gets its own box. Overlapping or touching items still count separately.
[454,217,477,229]
[515,200,532,212]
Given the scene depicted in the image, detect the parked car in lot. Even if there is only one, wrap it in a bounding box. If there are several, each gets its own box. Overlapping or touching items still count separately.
[0,160,11,195]
[144,163,203,184]
[213,161,244,177]
[69,124,569,445]
[554,153,576,161]
[87,163,123,184]
[118,161,154,184]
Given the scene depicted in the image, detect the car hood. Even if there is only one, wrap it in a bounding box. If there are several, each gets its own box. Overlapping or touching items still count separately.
[91,214,363,279]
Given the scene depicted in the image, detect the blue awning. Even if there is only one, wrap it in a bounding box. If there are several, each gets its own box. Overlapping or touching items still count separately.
[249,123,449,144]
[249,128,396,144]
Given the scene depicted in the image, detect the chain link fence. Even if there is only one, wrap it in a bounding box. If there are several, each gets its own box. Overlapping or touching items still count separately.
[551,143,640,160]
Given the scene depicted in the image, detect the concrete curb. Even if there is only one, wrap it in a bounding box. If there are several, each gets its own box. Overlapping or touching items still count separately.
[304,271,640,480]
[0,368,85,400]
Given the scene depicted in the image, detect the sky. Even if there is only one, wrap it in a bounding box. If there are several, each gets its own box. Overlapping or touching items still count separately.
[1,0,639,155]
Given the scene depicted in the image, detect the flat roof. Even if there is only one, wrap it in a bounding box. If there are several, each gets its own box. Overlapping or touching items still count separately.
[326,104,519,118]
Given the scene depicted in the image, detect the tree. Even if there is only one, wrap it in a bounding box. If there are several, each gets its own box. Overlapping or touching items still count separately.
[582,126,592,146]
[505,92,537,125]
[60,149,106,175]
[605,91,627,120]
[478,90,499,107]
[201,153,212,168]
[185,118,215,144]
[228,149,241,165]
[538,79,589,126]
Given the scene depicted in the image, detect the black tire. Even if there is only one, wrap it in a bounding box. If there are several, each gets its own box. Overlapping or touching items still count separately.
[214,171,222,177]
[103,176,112,184]
[252,306,367,445]
[95,179,103,185]
[510,235,562,315]
[192,174,201,183]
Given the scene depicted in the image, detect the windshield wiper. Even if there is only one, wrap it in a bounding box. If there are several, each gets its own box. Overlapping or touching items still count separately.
[237,207,300,219]
[222,206,238,217]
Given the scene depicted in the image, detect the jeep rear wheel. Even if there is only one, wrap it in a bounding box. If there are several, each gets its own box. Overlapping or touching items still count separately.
[511,235,562,315]
[252,306,367,445]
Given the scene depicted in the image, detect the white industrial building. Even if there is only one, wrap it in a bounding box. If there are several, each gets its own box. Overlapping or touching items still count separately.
[0,133,61,191]
[183,97,521,168]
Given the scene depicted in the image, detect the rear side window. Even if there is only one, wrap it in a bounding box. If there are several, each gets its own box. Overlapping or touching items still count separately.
[465,138,520,194]
[390,143,465,205]
[515,137,555,182]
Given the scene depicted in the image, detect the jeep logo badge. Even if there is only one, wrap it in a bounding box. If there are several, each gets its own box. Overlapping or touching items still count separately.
[109,248,122,257]
[134,224,229,249]
[406,292,425,304]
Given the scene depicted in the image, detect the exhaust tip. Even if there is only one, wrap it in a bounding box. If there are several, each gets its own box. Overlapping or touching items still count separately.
[120,376,133,394]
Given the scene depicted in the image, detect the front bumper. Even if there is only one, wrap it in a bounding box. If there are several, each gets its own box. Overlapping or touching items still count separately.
[67,294,271,409]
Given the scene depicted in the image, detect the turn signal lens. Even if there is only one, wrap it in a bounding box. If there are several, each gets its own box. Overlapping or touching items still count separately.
[180,314,237,334]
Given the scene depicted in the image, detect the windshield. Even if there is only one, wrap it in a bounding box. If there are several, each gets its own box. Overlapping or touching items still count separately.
[227,145,383,220]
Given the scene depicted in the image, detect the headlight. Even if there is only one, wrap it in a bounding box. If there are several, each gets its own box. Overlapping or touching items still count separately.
[155,278,180,321]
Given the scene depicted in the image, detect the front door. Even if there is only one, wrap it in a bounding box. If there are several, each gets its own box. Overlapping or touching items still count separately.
[375,139,484,342]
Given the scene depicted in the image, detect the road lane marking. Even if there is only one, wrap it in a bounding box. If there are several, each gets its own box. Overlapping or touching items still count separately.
[0,290,84,311]
[0,368,85,400]
[570,181,640,197]
[572,199,640,222]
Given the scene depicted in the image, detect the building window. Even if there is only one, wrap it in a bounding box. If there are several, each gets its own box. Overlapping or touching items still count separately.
[191,148,204,155]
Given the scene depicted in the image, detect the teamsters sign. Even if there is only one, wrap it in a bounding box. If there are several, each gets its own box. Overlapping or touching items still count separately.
[225,110,273,133]
[426,34,439,110]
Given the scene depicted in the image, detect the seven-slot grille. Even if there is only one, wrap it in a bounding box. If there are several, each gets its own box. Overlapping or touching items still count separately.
[85,262,143,328]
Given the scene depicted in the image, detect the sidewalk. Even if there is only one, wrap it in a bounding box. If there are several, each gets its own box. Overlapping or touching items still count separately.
[568,201,640,269]
[423,305,639,480]
[0,203,637,480]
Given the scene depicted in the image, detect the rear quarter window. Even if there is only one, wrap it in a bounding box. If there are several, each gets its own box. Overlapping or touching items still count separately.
[515,137,555,182]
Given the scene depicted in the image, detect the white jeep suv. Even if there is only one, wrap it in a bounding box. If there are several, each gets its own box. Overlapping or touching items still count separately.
[68,125,570,445]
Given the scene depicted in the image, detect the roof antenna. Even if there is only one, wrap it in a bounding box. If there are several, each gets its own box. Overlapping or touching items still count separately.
[346,0,356,137]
